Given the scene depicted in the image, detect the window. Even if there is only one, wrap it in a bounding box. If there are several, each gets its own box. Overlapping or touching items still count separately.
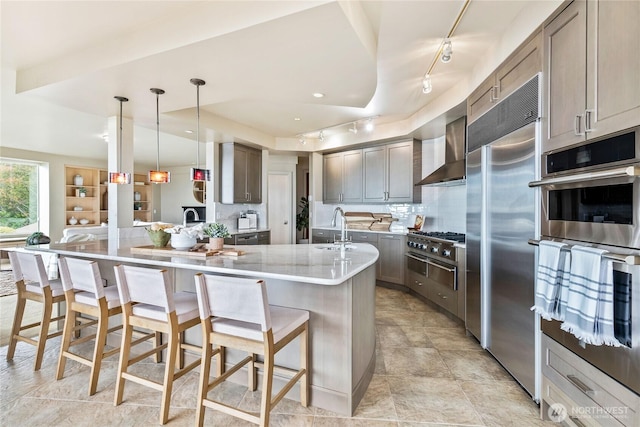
[0,159,40,238]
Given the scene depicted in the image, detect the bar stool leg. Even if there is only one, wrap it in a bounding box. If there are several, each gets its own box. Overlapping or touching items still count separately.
[300,323,309,406]
[6,292,26,361]
[259,338,275,427]
[114,321,134,406]
[195,339,213,426]
[56,306,77,380]
[34,294,53,371]
[88,305,109,396]
[160,327,179,425]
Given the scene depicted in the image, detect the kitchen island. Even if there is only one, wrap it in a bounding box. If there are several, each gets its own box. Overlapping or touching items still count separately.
[30,239,379,416]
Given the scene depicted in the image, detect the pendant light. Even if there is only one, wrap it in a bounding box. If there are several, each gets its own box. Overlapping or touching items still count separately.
[148,88,170,183]
[189,78,210,181]
[108,96,132,184]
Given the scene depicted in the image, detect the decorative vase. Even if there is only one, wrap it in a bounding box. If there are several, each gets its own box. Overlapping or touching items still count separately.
[207,237,224,251]
[134,191,141,201]
[73,174,83,186]
[69,216,78,225]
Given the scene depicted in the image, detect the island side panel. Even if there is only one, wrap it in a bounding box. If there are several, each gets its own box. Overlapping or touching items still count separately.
[351,264,376,413]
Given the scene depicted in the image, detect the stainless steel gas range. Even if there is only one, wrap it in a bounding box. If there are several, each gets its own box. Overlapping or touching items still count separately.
[405,231,465,317]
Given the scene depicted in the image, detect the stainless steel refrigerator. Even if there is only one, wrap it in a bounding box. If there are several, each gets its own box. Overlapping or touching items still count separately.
[466,75,539,399]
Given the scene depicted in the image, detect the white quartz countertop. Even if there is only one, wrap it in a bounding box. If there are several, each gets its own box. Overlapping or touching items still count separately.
[33,240,378,286]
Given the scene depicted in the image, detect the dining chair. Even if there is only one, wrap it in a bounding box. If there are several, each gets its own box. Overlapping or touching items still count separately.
[113,264,201,425]
[6,251,65,371]
[193,273,309,427]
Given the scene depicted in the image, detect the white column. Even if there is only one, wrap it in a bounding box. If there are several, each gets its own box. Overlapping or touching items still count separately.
[205,140,216,222]
[107,115,134,248]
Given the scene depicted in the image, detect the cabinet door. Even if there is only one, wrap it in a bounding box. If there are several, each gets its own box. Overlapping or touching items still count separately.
[311,229,335,244]
[496,30,542,102]
[362,146,386,202]
[543,0,587,152]
[246,148,262,203]
[377,234,405,284]
[233,146,249,202]
[341,150,362,203]
[323,153,343,203]
[386,142,414,203]
[467,75,497,125]
[587,0,640,140]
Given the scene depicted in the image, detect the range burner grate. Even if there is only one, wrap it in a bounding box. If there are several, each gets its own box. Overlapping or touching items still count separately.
[411,231,465,243]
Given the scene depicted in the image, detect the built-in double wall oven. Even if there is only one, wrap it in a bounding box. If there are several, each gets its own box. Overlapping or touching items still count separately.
[530,126,640,395]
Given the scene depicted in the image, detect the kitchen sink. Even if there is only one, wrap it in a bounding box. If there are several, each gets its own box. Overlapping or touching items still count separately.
[315,244,355,251]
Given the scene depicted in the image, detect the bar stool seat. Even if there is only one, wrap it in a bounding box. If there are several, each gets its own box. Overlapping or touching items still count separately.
[130,292,200,323]
[6,251,66,371]
[194,273,309,427]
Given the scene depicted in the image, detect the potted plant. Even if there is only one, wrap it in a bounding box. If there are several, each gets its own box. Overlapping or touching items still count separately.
[204,222,230,250]
[296,196,309,243]
[78,187,87,198]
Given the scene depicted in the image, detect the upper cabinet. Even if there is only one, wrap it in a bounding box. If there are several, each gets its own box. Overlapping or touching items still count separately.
[323,139,421,204]
[363,140,421,203]
[220,143,262,204]
[468,31,542,124]
[323,149,363,203]
[542,0,640,152]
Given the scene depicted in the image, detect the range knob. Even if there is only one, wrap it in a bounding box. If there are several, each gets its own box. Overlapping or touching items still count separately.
[442,249,451,257]
[431,247,439,254]
[419,244,426,250]
[407,241,413,247]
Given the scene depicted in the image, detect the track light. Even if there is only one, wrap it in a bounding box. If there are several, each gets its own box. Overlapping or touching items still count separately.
[441,38,453,63]
[349,122,358,134]
[319,130,325,142]
[422,73,433,94]
[365,119,374,132]
[299,137,306,145]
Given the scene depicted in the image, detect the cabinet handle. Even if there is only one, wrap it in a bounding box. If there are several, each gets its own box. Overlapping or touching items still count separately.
[568,416,587,427]
[584,109,594,133]
[574,114,584,136]
[566,374,595,396]
[490,85,499,102]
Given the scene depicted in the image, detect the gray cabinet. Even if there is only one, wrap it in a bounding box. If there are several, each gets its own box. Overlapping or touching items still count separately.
[311,228,337,244]
[543,0,640,152]
[221,143,262,204]
[323,150,362,203]
[224,230,270,245]
[468,30,542,124]
[376,234,405,285]
[362,140,421,204]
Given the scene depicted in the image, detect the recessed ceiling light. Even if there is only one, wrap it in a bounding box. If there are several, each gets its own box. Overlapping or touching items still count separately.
[312,93,324,98]
[294,117,301,121]
[185,130,194,134]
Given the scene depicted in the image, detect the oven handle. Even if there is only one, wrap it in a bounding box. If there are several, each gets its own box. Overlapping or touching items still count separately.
[405,253,428,263]
[528,164,639,188]
[425,259,456,273]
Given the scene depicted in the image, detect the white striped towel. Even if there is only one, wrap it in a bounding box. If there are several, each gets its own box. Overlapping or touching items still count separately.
[560,246,621,347]
[531,241,570,320]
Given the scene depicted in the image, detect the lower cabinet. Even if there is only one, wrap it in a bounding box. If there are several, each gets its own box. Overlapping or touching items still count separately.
[312,229,405,285]
[541,334,639,427]
[376,234,405,285]
[224,230,270,245]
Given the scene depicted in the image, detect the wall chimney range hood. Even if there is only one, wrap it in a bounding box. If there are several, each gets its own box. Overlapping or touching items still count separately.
[416,116,467,186]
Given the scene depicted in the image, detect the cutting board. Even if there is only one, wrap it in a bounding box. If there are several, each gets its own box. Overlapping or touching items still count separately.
[131,245,221,258]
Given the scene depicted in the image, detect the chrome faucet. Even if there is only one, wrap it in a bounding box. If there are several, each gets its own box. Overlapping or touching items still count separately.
[183,208,200,227]
[331,207,347,245]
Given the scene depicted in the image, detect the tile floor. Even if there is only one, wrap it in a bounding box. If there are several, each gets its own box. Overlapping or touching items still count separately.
[0,286,554,426]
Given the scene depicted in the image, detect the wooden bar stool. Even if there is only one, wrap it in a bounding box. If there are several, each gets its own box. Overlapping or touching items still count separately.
[113,264,201,425]
[56,256,131,395]
[193,273,309,427]
[6,251,65,371]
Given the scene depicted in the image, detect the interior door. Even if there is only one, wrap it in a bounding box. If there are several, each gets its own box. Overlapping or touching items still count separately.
[268,172,292,244]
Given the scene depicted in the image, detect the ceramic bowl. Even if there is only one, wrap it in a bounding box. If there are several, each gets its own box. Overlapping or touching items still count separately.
[170,234,196,250]
[79,219,89,225]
